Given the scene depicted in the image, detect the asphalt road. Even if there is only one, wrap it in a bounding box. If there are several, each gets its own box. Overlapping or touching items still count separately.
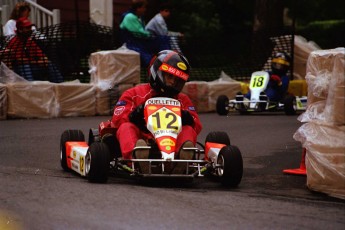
[0,112,344,230]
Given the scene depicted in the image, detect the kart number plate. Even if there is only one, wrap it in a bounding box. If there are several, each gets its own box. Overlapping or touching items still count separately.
[145,97,182,138]
[150,109,181,133]
[251,75,266,89]
[249,71,269,91]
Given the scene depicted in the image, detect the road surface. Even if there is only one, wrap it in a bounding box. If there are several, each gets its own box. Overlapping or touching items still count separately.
[0,113,344,229]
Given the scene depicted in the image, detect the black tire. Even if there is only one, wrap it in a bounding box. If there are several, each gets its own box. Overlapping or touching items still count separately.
[216,95,229,116]
[284,95,296,115]
[88,128,100,146]
[60,130,85,171]
[217,145,243,187]
[85,142,110,183]
[101,133,122,159]
[259,93,268,111]
[205,131,230,146]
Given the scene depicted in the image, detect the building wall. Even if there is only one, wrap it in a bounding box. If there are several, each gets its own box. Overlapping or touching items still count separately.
[37,0,132,27]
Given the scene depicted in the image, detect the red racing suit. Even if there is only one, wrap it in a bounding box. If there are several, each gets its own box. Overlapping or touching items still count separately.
[111,83,202,159]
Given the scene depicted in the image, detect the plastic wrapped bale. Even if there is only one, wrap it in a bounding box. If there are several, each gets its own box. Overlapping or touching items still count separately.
[7,82,57,118]
[89,47,140,88]
[305,48,344,105]
[0,83,7,120]
[208,81,242,112]
[294,123,345,199]
[0,62,28,84]
[323,51,345,126]
[96,84,134,115]
[182,81,209,113]
[300,48,345,125]
[293,35,321,80]
[55,83,96,117]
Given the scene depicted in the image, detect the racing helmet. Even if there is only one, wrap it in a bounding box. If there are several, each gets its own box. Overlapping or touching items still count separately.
[149,50,190,97]
[271,51,291,74]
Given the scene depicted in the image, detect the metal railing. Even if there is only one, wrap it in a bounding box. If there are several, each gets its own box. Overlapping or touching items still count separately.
[0,0,60,30]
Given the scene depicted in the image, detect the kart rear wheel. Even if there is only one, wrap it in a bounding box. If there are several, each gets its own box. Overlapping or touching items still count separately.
[205,131,230,145]
[216,95,229,116]
[60,130,85,171]
[217,145,243,187]
[284,95,297,115]
[85,142,110,183]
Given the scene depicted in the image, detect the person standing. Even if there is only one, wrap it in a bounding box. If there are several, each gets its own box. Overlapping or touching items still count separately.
[2,2,36,36]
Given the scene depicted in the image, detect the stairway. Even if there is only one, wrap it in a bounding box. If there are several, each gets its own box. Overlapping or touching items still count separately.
[0,0,60,31]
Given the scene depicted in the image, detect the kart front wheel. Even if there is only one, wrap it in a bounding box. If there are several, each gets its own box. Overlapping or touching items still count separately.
[205,131,230,146]
[217,145,243,187]
[216,95,229,116]
[284,95,296,115]
[60,130,85,171]
[85,142,110,183]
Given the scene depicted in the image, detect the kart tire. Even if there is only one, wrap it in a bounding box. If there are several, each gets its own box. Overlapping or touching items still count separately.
[102,133,122,159]
[205,131,230,146]
[85,142,110,183]
[60,130,85,171]
[88,128,100,146]
[217,145,243,187]
[259,94,268,111]
[216,95,229,116]
[284,95,296,115]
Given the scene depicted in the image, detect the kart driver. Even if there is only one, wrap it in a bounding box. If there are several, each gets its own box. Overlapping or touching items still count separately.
[110,50,202,173]
[245,51,291,102]
[265,51,291,102]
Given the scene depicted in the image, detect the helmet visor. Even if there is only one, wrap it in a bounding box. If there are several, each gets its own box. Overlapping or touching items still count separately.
[159,63,189,81]
[272,58,290,66]
[158,63,189,93]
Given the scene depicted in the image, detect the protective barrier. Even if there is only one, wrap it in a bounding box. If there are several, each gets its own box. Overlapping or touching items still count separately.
[0,21,294,83]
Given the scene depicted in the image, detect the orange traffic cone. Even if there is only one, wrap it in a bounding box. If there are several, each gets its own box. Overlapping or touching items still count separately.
[283,148,307,176]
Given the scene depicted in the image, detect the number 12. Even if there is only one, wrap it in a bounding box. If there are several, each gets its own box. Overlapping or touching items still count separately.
[152,112,178,130]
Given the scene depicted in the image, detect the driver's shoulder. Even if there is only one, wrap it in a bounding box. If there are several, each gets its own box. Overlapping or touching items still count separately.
[176,92,191,102]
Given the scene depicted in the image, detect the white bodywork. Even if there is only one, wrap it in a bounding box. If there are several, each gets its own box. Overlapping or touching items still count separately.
[145,97,182,161]
[248,71,269,109]
[207,147,222,164]
[69,146,88,176]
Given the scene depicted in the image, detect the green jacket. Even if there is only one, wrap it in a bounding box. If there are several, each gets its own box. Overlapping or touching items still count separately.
[120,12,150,37]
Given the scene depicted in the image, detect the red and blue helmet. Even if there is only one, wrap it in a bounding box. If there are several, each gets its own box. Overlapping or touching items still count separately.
[149,50,191,97]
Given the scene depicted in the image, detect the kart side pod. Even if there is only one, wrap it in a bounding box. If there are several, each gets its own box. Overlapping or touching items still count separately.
[65,141,89,176]
[205,142,226,162]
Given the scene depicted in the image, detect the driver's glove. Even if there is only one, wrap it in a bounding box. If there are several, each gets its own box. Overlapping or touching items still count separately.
[129,104,147,132]
[270,74,282,86]
[181,110,194,126]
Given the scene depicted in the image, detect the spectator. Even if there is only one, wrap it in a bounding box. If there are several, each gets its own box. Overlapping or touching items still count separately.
[2,2,36,36]
[119,0,161,67]
[120,0,150,38]
[3,17,63,83]
[145,3,183,52]
[111,50,202,173]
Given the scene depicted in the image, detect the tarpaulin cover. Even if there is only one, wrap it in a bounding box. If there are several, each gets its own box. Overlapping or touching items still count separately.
[89,46,140,90]
[294,123,345,199]
[294,48,345,199]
